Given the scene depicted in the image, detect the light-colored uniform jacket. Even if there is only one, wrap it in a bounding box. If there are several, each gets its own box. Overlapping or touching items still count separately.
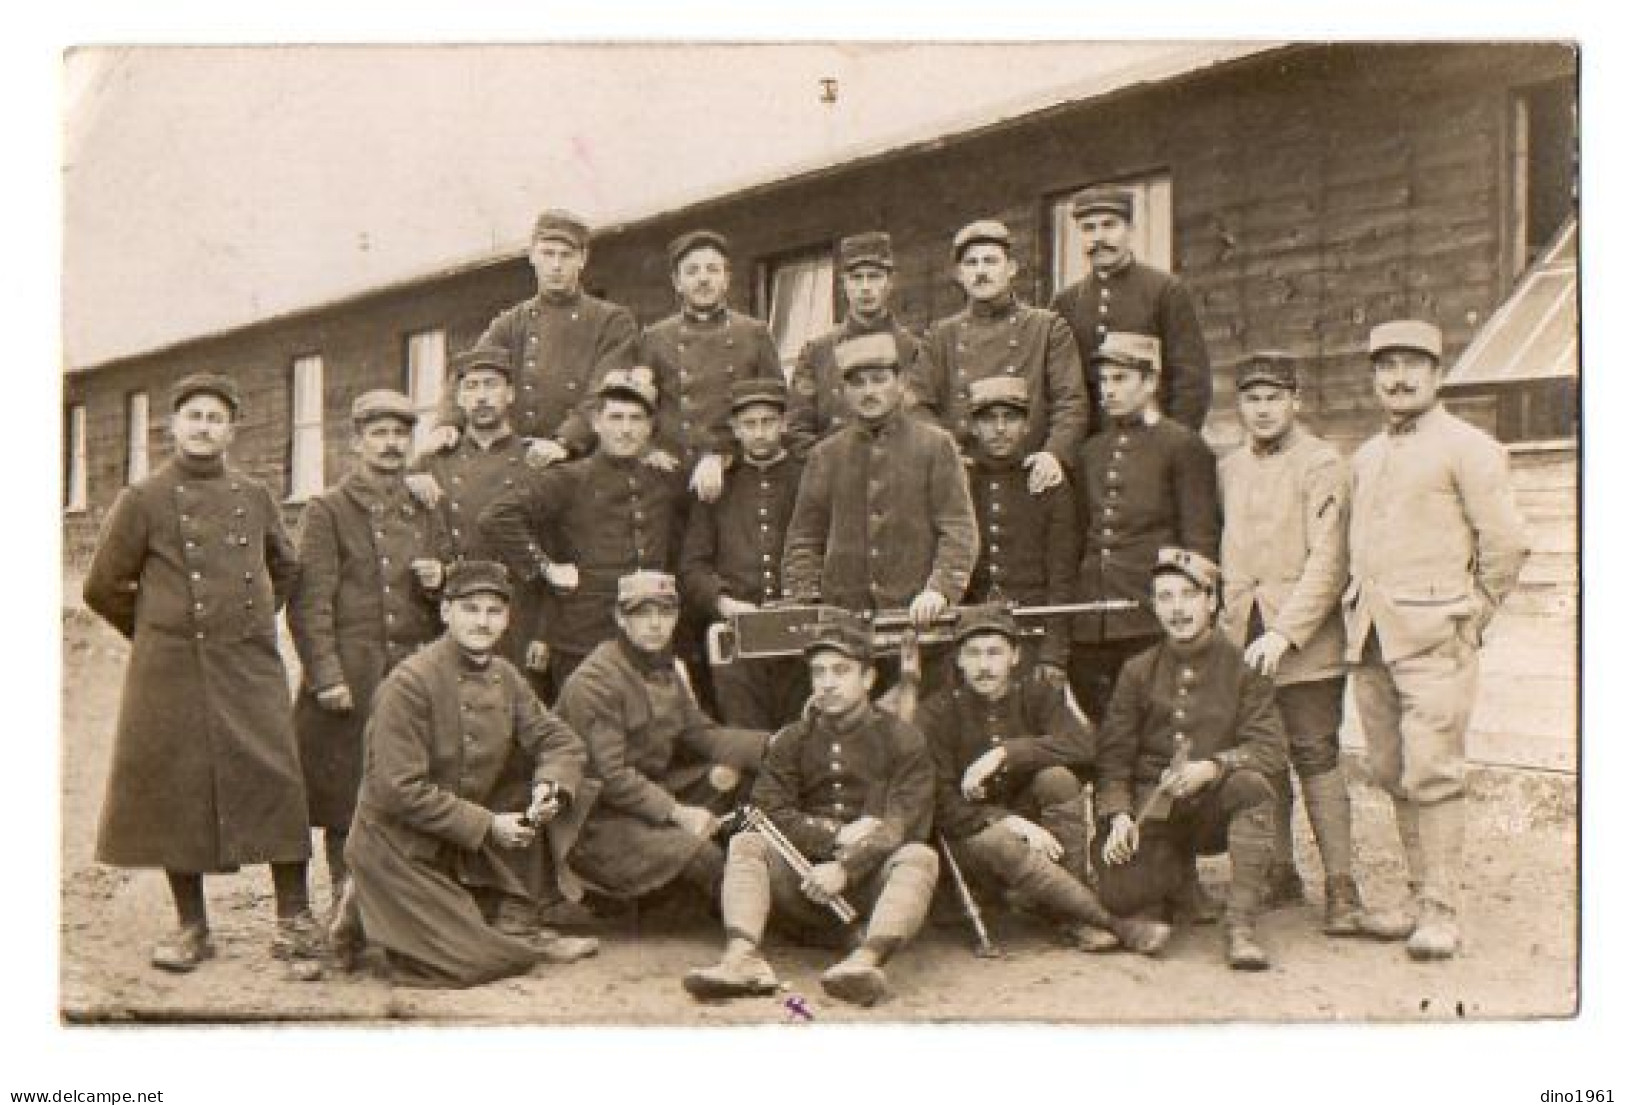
[1343,405,1529,663]
[1218,427,1349,685]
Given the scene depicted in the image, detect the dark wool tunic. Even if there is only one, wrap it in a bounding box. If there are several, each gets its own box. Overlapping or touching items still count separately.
[288,470,449,828]
[752,703,935,881]
[789,312,922,454]
[678,451,804,616]
[1049,259,1213,433]
[346,637,588,988]
[782,410,978,610]
[478,451,686,657]
[919,674,1096,840]
[640,308,783,469]
[83,454,310,872]
[1094,634,1288,820]
[437,291,639,454]
[1073,413,1220,643]
[963,454,1080,667]
[555,639,766,896]
[909,297,1090,460]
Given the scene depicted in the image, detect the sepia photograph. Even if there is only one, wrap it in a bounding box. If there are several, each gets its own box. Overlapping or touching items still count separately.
[53,34,1582,1049]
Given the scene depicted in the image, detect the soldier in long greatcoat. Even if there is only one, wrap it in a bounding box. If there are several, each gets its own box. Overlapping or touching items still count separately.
[83,373,322,977]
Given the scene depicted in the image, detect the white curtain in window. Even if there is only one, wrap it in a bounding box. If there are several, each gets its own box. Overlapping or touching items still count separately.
[65,404,88,512]
[126,392,150,485]
[767,254,835,369]
[406,330,447,452]
[289,355,325,502]
[1051,173,1173,292]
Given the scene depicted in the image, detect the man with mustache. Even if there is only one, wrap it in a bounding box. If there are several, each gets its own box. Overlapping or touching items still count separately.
[418,209,638,469]
[290,390,451,917]
[683,611,938,1007]
[788,231,921,452]
[641,230,784,504]
[1049,185,1212,433]
[555,571,766,917]
[921,607,1171,956]
[909,220,1088,496]
[679,376,810,729]
[84,373,319,978]
[1094,548,1288,970]
[479,368,687,691]
[342,560,597,987]
[782,332,979,693]
[1344,320,1529,960]
[959,376,1079,681]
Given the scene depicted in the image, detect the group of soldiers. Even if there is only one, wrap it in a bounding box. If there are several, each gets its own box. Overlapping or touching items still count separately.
[81,185,1530,1007]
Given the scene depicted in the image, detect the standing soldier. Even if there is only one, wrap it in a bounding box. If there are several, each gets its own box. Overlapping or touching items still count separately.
[479,368,686,690]
[641,230,783,503]
[679,377,809,729]
[289,390,449,907]
[342,561,597,988]
[1345,320,1529,960]
[555,571,767,914]
[1070,332,1219,723]
[1218,352,1376,934]
[83,373,321,977]
[419,208,638,466]
[921,608,1171,956]
[960,376,1079,680]
[910,219,1088,495]
[1094,549,1288,971]
[1048,184,1212,433]
[783,331,979,632]
[683,611,939,1007]
[789,231,921,452]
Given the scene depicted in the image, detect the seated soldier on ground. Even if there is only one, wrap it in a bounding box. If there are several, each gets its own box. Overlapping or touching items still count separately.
[341,560,598,989]
[921,607,1170,956]
[554,570,767,916]
[682,610,940,1008]
[1093,548,1289,971]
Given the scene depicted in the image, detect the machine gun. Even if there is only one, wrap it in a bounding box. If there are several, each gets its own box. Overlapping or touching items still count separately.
[706,599,1137,666]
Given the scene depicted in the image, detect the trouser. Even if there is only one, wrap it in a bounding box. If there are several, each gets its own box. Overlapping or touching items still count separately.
[1068,635,1159,725]
[954,817,1116,931]
[721,832,939,954]
[1353,632,1478,913]
[976,764,1092,883]
[1269,676,1354,881]
[1093,770,1276,921]
[712,655,811,731]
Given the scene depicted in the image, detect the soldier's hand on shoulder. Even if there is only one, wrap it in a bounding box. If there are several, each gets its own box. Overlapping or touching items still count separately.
[1023,450,1065,494]
[801,861,849,905]
[1102,814,1138,866]
[410,558,445,591]
[690,452,726,503]
[315,684,355,714]
[526,438,570,468]
[404,472,444,509]
[490,812,536,850]
[424,425,460,455]
[542,562,580,593]
[642,448,681,473]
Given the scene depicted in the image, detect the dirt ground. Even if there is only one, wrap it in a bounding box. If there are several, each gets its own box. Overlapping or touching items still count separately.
[58,608,1578,1026]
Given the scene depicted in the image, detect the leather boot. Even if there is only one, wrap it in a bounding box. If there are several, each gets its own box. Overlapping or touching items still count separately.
[1407,798,1466,960]
[1322,875,1366,937]
[821,946,889,1007]
[1301,769,1365,934]
[1358,797,1426,939]
[683,940,781,1001]
[1008,845,1170,956]
[1224,804,1273,971]
[1263,772,1304,908]
[1169,853,1221,926]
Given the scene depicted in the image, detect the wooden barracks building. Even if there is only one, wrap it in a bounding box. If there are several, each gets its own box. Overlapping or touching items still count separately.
[62,42,1578,650]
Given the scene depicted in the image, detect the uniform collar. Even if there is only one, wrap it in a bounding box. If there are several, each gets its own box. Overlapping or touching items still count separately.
[534,288,584,309]
[615,633,676,679]
[172,452,227,479]
[1165,629,1219,663]
[1248,425,1300,457]
[681,304,729,326]
[1109,408,1159,431]
[814,700,877,735]
[344,468,412,510]
[968,293,1020,320]
[1386,402,1444,438]
[463,426,518,452]
[843,309,895,336]
[970,451,1024,475]
[741,448,790,472]
[1091,254,1137,282]
[855,407,905,439]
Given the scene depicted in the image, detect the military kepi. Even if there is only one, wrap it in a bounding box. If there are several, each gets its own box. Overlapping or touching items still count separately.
[834,332,901,377]
[668,229,730,270]
[595,367,659,411]
[617,570,680,611]
[1070,184,1135,221]
[532,208,589,250]
[1368,319,1443,360]
[951,219,1012,260]
[1236,351,1299,392]
[839,231,894,272]
[1151,546,1221,592]
[1092,331,1162,373]
[803,608,873,662]
[953,604,1023,645]
[968,376,1031,414]
[445,559,513,602]
[729,376,789,414]
[170,372,242,415]
[451,345,515,382]
[351,389,418,427]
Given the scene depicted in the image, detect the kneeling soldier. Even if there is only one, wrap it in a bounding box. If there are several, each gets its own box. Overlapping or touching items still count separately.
[683,611,939,1007]
[1094,549,1288,970]
[922,607,1170,955]
[343,561,597,988]
[556,571,767,910]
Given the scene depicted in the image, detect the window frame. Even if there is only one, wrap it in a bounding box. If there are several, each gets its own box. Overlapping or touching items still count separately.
[288,353,325,503]
[64,402,88,514]
[1043,170,1174,302]
[124,390,150,486]
[404,328,448,453]
[754,242,836,373]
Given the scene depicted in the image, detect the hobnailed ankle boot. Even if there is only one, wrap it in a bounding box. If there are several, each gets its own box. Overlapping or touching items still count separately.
[1408,799,1467,961]
[1224,804,1274,971]
[1301,769,1364,934]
